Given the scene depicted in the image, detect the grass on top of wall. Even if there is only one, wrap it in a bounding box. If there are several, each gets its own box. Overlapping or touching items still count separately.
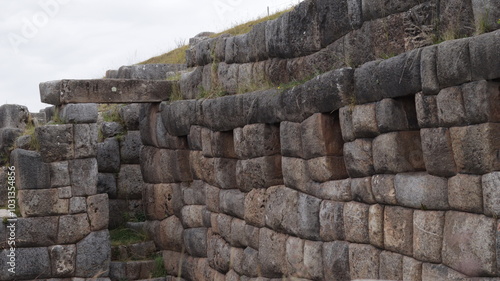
[110,227,148,247]
[138,8,294,65]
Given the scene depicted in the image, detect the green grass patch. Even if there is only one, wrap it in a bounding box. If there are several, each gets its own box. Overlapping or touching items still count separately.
[110,227,148,247]
[151,254,167,278]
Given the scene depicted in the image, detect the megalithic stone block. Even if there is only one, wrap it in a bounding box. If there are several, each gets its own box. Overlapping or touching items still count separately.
[40,79,174,105]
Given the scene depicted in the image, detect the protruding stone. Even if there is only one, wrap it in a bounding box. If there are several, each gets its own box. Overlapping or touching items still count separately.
[59,103,98,124]
[352,103,379,138]
[49,245,76,277]
[120,131,142,164]
[280,121,304,158]
[236,156,282,192]
[234,123,281,159]
[87,194,109,231]
[301,113,344,159]
[384,206,413,256]
[372,131,424,174]
[57,213,91,244]
[394,172,449,210]
[258,228,287,278]
[343,139,374,178]
[36,125,74,162]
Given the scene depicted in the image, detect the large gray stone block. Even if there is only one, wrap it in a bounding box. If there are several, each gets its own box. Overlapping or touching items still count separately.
[258,228,288,278]
[314,179,352,202]
[379,251,403,281]
[57,213,91,244]
[420,128,457,177]
[306,156,348,183]
[70,158,98,196]
[415,93,439,128]
[395,172,449,210]
[219,189,245,220]
[76,230,111,277]
[18,189,68,217]
[436,86,466,127]
[97,138,120,173]
[236,156,283,192]
[482,172,500,217]
[74,123,97,159]
[320,200,345,241]
[10,149,50,190]
[184,228,208,258]
[119,103,141,130]
[420,45,439,95]
[207,232,231,273]
[285,237,323,280]
[413,210,444,263]
[234,124,280,159]
[301,112,343,160]
[120,131,142,164]
[280,121,303,158]
[369,204,384,249]
[322,241,350,281]
[361,0,422,21]
[462,80,500,124]
[16,216,58,247]
[377,49,422,98]
[161,100,200,137]
[117,164,145,200]
[371,174,397,205]
[351,177,376,204]
[376,98,410,133]
[349,243,380,280]
[49,245,76,277]
[265,185,298,235]
[448,174,483,214]
[100,121,124,139]
[0,104,29,129]
[343,138,375,178]
[87,194,109,231]
[421,263,468,281]
[0,247,51,280]
[36,125,74,162]
[372,131,424,174]
[384,206,413,256]
[470,30,500,80]
[437,38,472,89]
[244,188,268,228]
[442,211,497,276]
[343,201,369,244]
[59,103,98,123]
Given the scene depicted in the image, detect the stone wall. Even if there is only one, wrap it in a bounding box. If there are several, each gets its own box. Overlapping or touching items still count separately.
[0,104,111,280]
[137,29,500,280]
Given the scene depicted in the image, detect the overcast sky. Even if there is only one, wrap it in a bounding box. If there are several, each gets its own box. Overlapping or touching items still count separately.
[0,0,298,112]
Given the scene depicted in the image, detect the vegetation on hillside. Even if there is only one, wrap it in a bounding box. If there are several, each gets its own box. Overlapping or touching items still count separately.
[138,8,293,65]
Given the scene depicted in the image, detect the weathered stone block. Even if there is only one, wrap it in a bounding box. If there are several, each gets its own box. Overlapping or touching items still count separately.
[119,103,141,130]
[282,157,310,193]
[450,123,500,174]
[352,103,379,138]
[18,189,68,217]
[100,121,124,139]
[470,30,500,80]
[265,185,298,235]
[70,158,98,196]
[442,211,497,276]
[244,188,268,227]
[258,228,288,278]
[97,138,120,173]
[482,172,500,217]
[117,164,144,200]
[403,256,422,281]
[376,98,409,133]
[371,174,397,205]
[236,155,282,192]
[75,230,110,277]
[373,131,424,174]
[322,241,350,281]
[187,125,203,150]
[97,173,117,199]
[413,210,444,263]
[436,86,466,127]
[158,216,184,252]
[229,218,247,248]
[314,179,352,202]
[234,124,280,159]
[182,180,206,205]
[351,177,376,204]
[58,186,71,199]
[74,123,97,158]
[420,127,457,177]
[420,45,439,95]
[296,192,321,240]
[207,232,231,273]
[10,149,50,190]
[343,139,375,178]
[50,161,70,188]
[184,228,208,258]
[306,156,348,183]
[379,251,403,281]
[280,121,304,158]
[214,158,237,190]
[395,172,449,210]
[343,201,369,244]
[87,194,109,231]
[301,113,344,159]
[120,131,142,164]
[437,38,472,89]
[69,197,87,214]
[139,103,159,147]
[0,247,51,280]
[462,80,500,124]
[369,204,384,249]
[50,245,76,277]
[339,106,356,142]
[285,238,323,280]
[320,200,345,241]
[202,128,237,159]
[421,263,468,281]
[58,213,91,244]
[16,217,58,247]
[415,93,439,128]
[384,206,413,256]
[59,103,98,124]
[448,174,483,213]
[219,189,245,220]
[349,243,380,280]
[0,104,29,129]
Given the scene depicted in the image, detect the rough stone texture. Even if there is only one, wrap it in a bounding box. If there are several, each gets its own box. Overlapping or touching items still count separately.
[462,80,500,124]
[119,103,141,130]
[285,238,323,280]
[413,210,444,263]
[117,164,144,200]
[343,201,369,244]
[16,216,58,247]
[244,188,268,228]
[394,172,449,210]
[448,174,483,213]
[184,228,208,258]
[49,245,76,277]
[219,189,245,219]
[379,251,403,281]
[322,241,350,281]
[384,206,413,256]
[349,243,380,280]
[18,189,69,217]
[306,156,348,182]
[181,205,205,228]
[372,131,425,174]
[0,247,51,280]
[415,93,439,128]
[57,213,91,244]
[234,124,281,159]
[120,131,142,164]
[420,127,457,177]
[371,174,397,205]
[258,228,287,278]
[436,86,466,127]
[0,104,29,129]
[97,173,117,199]
[202,128,237,159]
[421,263,468,281]
[403,256,422,281]
[295,192,321,240]
[280,121,304,158]
[301,113,344,159]
[482,172,500,217]
[97,138,120,173]
[339,106,356,142]
[420,45,439,95]
[369,204,384,249]
[50,161,70,188]
[74,123,98,158]
[10,149,50,190]
[60,103,98,123]
[319,200,345,241]
[87,193,109,231]
[70,158,98,196]
[236,156,283,192]
[376,98,410,133]
[158,216,185,252]
[343,138,375,178]
[437,38,472,89]
[314,179,352,202]
[265,185,298,235]
[352,103,379,138]
[69,197,87,214]
[35,125,75,162]
[100,122,125,139]
[214,158,238,190]
[442,211,497,277]
[450,123,500,174]
[470,30,500,81]
[351,177,376,204]
[75,230,111,277]
[282,157,310,193]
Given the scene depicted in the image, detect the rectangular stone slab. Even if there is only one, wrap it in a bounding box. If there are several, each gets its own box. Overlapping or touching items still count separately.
[40,79,173,105]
